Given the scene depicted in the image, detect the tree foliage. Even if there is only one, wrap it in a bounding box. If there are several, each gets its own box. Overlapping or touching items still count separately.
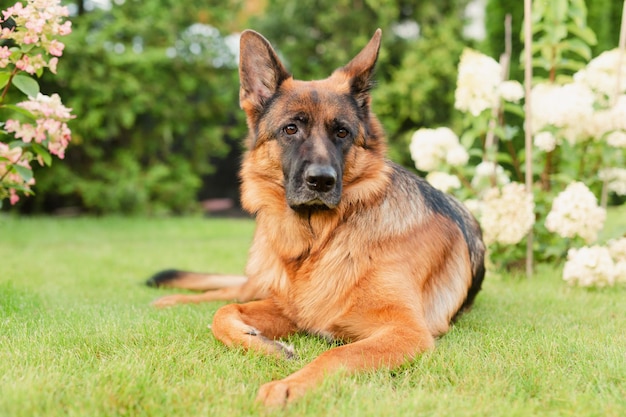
[484,0,624,82]
[27,0,247,214]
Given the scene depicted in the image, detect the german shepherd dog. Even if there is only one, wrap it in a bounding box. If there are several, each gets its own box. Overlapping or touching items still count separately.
[148,29,485,407]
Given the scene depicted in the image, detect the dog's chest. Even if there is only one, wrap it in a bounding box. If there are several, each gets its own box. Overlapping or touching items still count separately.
[276,246,368,338]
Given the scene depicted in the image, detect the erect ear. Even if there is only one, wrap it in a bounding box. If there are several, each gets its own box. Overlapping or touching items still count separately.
[338,29,382,109]
[239,30,291,116]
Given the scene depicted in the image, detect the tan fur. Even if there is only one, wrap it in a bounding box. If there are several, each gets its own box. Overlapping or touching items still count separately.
[150,29,484,407]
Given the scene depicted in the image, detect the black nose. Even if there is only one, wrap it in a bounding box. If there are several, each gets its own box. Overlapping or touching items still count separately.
[304,164,337,192]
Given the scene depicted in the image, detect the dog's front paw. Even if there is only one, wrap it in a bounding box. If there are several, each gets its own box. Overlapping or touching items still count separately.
[256,379,306,407]
[151,294,186,308]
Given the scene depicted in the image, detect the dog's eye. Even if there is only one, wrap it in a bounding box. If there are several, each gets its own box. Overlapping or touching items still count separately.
[336,128,349,139]
[284,124,298,135]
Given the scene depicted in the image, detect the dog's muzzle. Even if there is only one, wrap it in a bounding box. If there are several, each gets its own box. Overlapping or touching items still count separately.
[286,163,342,210]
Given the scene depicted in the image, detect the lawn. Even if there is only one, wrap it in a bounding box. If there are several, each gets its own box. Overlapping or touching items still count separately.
[1,214,625,417]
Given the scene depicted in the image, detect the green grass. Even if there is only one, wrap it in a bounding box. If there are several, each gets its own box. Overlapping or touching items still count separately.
[1,214,625,417]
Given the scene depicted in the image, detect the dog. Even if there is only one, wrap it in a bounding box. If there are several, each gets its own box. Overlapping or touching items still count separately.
[147,29,486,407]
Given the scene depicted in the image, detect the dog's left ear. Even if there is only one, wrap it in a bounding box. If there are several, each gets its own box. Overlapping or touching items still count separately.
[339,29,382,108]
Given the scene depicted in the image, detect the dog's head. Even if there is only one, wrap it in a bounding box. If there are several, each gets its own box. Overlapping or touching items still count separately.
[238,29,384,212]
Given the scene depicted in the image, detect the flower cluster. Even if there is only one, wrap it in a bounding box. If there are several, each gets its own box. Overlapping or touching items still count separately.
[533,131,557,152]
[0,0,71,74]
[545,182,606,243]
[409,44,626,280]
[1,0,73,206]
[409,127,468,172]
[531,82,596,145]
[563,246,616,287]
[425,171,461,193]
[473,182,535,246]
[563,237,626,287]
[0,142,35,204]
[454,48,524,116]
[4,93,73,158]
[471,161,510,191]
[531,49,626,149]
[574,49,626,97]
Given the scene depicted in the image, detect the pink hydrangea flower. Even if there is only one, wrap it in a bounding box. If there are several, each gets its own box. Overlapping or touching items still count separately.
[4,94,74,159]
[0,0,72,72]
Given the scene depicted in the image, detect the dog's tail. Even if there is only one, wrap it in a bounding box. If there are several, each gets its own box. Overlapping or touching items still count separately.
[146,269,247,291]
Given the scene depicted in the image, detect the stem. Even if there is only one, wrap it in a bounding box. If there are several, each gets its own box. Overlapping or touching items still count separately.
[451,166,475,193]
[541,150,553,191]
[601,179,609,209]
[524,0,534,279]
[484,14,513,188]
[505,139,523,182]
[577,141,590,178]
[549,45,557,83]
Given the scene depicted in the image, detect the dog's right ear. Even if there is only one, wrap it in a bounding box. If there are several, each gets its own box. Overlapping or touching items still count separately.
[239,30,291,117]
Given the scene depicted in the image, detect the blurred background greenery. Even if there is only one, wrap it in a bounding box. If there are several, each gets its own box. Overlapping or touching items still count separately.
[6,0,625,215]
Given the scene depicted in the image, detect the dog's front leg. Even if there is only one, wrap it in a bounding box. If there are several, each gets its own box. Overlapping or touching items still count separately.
[256,322,435,407]
[211,298,298,358]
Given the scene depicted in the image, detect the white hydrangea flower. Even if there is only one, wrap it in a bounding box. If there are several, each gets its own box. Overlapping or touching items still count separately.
[426,172,461,193]
[479,182,535,246]
[445,145,469,166]
[454,48,502,116]
[409,127,466,172]
[545,182,606,243]
[609,96,626,131]
[573,49,626,97]
[599,168,626,196]
[471,161,510,190]
[531,82,596,144]
[563,246,616,287]
[606,130,626,148]
[593,96,626,136]
[607,237,626,262]
[533,131,557,152]
[498,80,524,102]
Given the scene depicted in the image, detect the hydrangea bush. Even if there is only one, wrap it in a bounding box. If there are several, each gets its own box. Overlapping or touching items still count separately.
[409,1,625,287]
[0,0,73,207]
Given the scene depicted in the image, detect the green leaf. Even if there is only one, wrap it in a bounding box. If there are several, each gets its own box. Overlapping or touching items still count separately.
[561,38,592,61]
[12,164,33,183]
[460,131,477,149]
[11,75,40,98]
[556,60,586,72]
[32,142,52,166]
[2,104,36,119]
[552,0,569,22]
[504,102,525,118]
[496,152,513,164]
[20,43,35,54]
[566,23,598,46]
[8,141,30,149]
[0,72,11,90]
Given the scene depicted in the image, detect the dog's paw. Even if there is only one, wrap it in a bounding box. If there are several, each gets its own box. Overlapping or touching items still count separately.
[151,294,185,308]
[256,379,306,408]
[243,328,297,359]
